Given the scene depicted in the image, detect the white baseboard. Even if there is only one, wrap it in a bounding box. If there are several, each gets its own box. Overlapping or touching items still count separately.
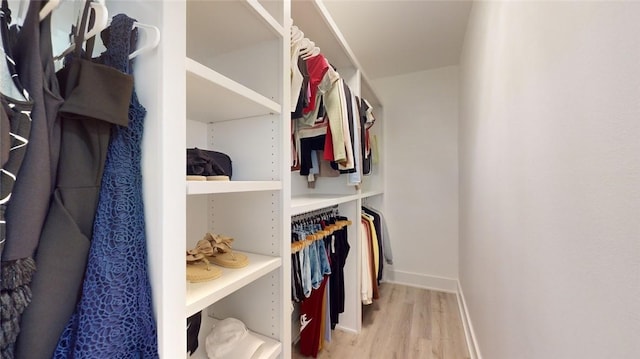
[457,280,482,359]
[334,324,358,334]
[384,269,458,293]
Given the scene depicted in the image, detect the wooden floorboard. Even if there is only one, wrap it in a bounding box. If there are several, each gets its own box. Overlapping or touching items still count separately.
[292,283,470,359]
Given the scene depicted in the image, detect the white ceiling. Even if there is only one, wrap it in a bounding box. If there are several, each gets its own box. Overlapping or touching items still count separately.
[322,0,473,80]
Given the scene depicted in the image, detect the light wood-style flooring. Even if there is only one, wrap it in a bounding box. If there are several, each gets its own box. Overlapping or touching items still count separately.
[292,283,470,359]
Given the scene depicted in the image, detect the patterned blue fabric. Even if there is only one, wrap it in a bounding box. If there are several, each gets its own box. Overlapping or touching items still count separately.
[53,14,158,358]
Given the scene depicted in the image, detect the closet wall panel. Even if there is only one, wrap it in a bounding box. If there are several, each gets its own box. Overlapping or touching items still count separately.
[182,0,290,357]
[373,66,459,291]
[209,116,281,181]
[115,1,187,357]
[208,191,281,255]
[459,2,640,358]
[33,0,387,356]
[290,0,386,342]
[200,40,282,103]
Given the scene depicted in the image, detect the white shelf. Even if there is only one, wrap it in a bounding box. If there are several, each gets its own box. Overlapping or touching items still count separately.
[247,0,285,37]
[256,0,285,28]
[187,180,282,195]
[361,189,384,199]
[291,193,361,215]
[190,316,282,359]
[187,0,282,57]
[187,252,282,317]
[186,58,281,123]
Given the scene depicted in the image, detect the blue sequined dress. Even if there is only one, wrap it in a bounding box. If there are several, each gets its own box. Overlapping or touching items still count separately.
[53,14,158,358]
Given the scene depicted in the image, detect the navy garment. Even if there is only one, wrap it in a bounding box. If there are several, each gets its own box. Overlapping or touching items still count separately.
[359,97,372,175]
[299,134,325,176]
[329,219,349,329]
[53,14,158,358]
[291,232,304,302]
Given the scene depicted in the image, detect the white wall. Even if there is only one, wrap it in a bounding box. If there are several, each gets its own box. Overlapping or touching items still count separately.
[373,66,459,291]
[459,2,640,359]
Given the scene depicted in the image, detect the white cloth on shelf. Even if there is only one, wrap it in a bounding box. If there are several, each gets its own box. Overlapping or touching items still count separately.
[205,318,265,359]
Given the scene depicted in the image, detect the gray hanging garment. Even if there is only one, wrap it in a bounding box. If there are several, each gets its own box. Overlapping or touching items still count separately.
[1,3,64,353]
[4,0,63,264]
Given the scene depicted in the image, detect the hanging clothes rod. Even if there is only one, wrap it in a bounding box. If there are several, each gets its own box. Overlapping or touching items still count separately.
[291,204,339,222]
[291,205,351,254]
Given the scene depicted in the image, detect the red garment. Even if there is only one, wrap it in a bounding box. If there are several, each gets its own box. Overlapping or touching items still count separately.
[298,277,328,357]
[323,121,334,161]
[303,55,330,115]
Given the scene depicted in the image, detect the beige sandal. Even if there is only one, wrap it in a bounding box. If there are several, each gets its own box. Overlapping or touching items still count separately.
[203,232,249,268]
[186,239,223,282]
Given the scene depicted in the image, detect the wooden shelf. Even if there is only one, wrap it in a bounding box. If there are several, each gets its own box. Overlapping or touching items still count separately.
[186,58,280,123]
[190,316,282,359]
[187,252,282,317]
[186,180,282,195]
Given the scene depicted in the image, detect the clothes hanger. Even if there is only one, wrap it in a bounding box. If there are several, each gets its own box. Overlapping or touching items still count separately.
[302,46,320,60]
[298,38,314,57]
[298,38,321,60]
[0,0,28,101]
[10,0,28,27]
[53,0,108,61]
[291,25,303,45]
[127,21,160,59]
[79,0,107,41]
[39,0,60,21]
[105,18,160,59]
[290,24,321,59]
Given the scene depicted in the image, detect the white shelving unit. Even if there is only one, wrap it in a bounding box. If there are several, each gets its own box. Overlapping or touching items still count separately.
[290,0,385,337]
[182,0,290,358]
[100,0,382,357]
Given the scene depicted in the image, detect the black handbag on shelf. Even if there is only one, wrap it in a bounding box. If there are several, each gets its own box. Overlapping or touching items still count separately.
[186,311,202,355]
[187,148,232,179]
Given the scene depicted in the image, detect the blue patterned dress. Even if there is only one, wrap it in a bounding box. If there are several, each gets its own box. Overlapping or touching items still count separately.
[53,14,158,358]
